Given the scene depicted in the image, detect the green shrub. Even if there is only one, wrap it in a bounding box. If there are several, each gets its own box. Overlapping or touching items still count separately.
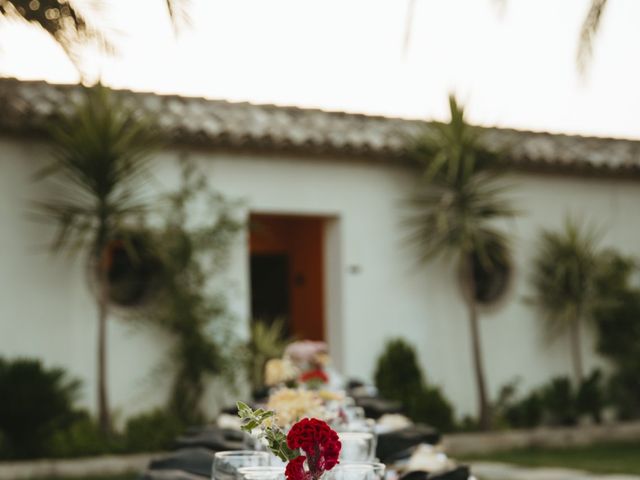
[456,415,481,432]
[576,369,606,422]
[594,289,640,365]
[374,338,423,405]
[540,376,577,426]
[124,409,184,452]
[592,267,640,419]
[408,385,455,432]
[504,392,544,429]
[47,413,122,458]
[608,369,640,420]
[0,357,82,459]
[374,338,455,431]
[500,371,606,429]
[0,358,184,460]
[48,408,184,458]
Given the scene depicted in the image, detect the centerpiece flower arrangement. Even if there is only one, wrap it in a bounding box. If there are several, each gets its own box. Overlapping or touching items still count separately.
[266,388,327,427]
[299,369,329,389]
[265,358,299,387]
[264,341,332,389]
[237,401,342,480]
[264,340,333,392]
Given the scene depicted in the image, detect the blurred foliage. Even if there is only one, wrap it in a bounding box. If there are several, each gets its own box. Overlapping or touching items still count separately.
[576,369,605,423]
[247,318,290,394]
[0,357,187,459]
[405,95,516,429]
[405,96,515,268]
[47,408,183,458]
[35,84,160,433]
[47,412,121,457]
[539,376,578,426]
[374,338,423,404]
[0,357,82,459]
[529,217,603,337]
[35,85,244,434]
[0,0,110,69]
[0,0,191,72]
[498,248,639,429]
[408,385,455,432]
[592,251,640,419]
[374,338,455,431]
[577,0,609,74]
[36,84,158,256]
[470,235,513,306]
[495,370,606,429]
[529,216,604,383]
[136,159,244,425]
[502,393,544,429]
[105,230,162,307]
[123,408,183,452]
[608,369,640,421]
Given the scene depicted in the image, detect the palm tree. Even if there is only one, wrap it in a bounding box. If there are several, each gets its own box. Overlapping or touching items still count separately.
[34,84,159,433]
[529,217,603,384]
[406,95,516,430]
[247,319,290,393]
[0,0,190,69]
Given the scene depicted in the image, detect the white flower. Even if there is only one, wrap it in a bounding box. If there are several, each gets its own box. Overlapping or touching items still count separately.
[264,358,298,386]
[267,388,327,427]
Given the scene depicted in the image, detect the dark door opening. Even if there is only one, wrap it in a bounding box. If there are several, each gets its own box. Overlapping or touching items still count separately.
[250,254,290,335]
[249,214,325,341]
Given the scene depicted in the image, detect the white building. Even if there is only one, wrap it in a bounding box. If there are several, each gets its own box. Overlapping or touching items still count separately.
[1,78,639,422]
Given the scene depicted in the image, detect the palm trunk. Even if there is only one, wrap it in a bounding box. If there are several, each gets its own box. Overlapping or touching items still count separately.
[463,261,491,430]
[467,297,492,430]
[96,221,112,435]
[569,314,584,384]
[97,265,111,434]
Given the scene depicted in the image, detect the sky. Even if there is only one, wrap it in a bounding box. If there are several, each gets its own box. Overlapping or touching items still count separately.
[1,0,639,139]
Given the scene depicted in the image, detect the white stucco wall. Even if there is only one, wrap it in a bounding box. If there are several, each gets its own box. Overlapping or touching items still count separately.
[1,136,639,421]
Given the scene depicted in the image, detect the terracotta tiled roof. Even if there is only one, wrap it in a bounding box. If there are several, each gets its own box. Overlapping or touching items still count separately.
[1,77,640,177]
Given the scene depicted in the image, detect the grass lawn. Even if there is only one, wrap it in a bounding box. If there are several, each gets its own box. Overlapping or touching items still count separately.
[29,475,137,480]
[459,440,640,475]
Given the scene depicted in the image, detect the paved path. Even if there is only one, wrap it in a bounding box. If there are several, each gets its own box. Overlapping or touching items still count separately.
[0,453,160,479]
[442,422,640,456]
[471,461,640,480]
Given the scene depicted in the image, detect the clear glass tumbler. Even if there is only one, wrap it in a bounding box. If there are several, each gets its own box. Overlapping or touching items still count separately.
[337,432,376,463]
[337,462,385,480]
[236,466,286,480]
[326,463,376,480]
[212,451,270,480]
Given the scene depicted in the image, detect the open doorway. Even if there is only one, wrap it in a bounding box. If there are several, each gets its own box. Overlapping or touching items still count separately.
[249,214,325,341]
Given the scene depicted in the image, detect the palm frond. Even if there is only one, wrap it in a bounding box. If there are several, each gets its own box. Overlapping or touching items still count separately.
[410,95,500,186]
[165,0,191,33]
[34,84,160,256]
[528,216,604,337]
[405,95,515,273]
[577,0,609,74]
[402,0,417,57]
[0,0,114,69]
[250,319,290,359]
[405,166,515,262]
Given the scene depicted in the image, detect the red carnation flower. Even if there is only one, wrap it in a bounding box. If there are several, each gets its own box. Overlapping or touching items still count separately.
[299,369,329,384]
[285,456,307,480]
[286,418,341,480]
